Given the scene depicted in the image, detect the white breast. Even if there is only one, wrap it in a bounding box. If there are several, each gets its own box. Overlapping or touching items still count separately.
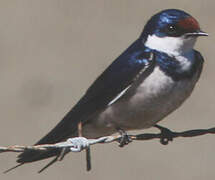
[96,66,199,131]
[82,65,200,138]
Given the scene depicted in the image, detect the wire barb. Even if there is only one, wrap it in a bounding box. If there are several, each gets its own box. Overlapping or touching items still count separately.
[2,125,215,173]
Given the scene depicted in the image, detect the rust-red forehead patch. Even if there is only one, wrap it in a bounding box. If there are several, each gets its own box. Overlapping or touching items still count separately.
[178,17,200,31]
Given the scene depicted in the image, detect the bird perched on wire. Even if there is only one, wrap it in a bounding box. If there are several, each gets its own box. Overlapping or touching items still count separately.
[13,9,208,170]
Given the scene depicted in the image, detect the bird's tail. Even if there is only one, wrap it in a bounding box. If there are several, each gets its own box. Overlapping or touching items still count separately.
[4,148,63,173]
[4,109,81,173]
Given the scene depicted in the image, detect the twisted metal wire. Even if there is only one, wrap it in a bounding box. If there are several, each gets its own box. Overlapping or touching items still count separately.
[1,125,215,173]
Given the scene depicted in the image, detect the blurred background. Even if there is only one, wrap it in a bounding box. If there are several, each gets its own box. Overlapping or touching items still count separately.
[0,0,214,179]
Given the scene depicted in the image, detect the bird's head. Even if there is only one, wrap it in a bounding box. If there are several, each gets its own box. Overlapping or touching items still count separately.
[141,9,208,56]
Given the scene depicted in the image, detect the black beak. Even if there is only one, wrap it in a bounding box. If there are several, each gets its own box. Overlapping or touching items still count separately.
[185,30,208,37]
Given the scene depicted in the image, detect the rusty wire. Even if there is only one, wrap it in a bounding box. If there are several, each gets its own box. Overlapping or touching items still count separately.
[1,125,215,173]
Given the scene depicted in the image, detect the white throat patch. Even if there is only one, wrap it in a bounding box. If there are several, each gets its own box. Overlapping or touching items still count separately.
[145,34,197,56]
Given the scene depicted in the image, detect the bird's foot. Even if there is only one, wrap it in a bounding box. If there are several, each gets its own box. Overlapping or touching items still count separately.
[154,125,174,145]
[117,129,132,147]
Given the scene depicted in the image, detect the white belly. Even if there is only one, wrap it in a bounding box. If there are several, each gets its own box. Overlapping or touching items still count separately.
[83,66,200,138]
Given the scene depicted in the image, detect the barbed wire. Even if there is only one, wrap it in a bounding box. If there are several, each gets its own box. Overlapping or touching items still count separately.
[1,125,215,173]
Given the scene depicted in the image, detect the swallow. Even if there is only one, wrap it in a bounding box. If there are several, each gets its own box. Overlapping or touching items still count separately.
[12,9,208,171]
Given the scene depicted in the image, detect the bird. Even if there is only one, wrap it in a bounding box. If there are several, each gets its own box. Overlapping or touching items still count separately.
[11,9,208,171]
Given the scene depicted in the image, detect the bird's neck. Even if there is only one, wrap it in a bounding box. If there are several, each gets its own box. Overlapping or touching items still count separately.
[153,49,197,81]
[144,34,197,57]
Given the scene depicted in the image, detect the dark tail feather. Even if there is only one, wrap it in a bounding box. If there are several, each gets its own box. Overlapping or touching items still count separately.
[17,109,80,164]
[4,163,24,173]
[16,132,68,164]
[38,155,59,173]
[17,149,61,163]
[6,150,62,173]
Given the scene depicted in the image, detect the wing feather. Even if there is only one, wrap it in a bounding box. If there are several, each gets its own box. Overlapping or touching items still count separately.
[17,39,155,163]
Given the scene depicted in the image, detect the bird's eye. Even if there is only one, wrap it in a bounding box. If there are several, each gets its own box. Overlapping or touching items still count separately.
[162,24,186,37]
[161,24,181,37]
[167,25,177,32]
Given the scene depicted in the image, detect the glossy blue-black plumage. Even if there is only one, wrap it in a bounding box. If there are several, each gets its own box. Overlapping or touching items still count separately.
[17,39,156,163]
[155,49,204,81]
[140,9,190,39]
[17,9,204,164]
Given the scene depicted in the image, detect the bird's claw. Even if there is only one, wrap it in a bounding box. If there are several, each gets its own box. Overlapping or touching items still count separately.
[117,129,132,147]
[154,125,174,145]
